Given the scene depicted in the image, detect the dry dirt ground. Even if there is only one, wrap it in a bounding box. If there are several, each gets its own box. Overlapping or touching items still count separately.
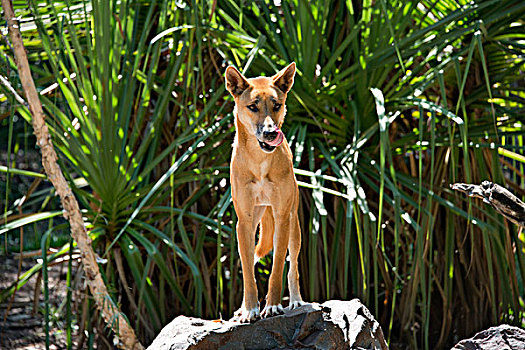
[0,254,79,349]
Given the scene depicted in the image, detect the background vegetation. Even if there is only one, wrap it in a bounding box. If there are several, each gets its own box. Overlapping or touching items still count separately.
[1,0,524,349]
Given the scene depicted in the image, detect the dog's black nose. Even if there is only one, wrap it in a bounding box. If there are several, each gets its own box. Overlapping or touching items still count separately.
[263,130,278,141]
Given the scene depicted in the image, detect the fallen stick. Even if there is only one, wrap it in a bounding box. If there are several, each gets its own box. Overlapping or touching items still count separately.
[450,181,525,228]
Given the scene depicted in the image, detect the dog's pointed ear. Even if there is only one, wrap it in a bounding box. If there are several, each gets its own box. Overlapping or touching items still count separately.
[225,66,250,97]
[272,62,296,94]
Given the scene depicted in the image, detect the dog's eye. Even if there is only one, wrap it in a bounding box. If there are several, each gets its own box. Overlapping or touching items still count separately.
[247,104,258,112]
[273,103,282,111]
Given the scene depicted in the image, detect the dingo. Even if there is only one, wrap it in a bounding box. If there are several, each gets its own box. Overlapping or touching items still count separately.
[225,62,305,322]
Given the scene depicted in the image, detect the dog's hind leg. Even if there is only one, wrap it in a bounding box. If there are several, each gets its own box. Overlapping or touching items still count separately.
[255,206,274,263]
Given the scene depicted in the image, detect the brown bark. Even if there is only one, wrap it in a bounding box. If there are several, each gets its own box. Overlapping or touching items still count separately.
[1,2,144,349]
[451,181,525,228]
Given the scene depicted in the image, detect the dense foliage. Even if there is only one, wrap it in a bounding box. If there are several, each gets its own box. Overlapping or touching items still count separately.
[1,0,524,348]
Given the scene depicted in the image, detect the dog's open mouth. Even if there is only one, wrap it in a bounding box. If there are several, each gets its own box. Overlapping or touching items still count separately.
[258,129,284,152]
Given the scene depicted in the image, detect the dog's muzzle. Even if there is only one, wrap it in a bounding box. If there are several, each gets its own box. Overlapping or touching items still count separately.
[257,128,284,153]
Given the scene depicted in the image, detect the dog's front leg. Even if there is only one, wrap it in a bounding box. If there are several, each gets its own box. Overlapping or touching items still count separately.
[235,205,265,322]
[261,212,290,318]
[288,214,305,309]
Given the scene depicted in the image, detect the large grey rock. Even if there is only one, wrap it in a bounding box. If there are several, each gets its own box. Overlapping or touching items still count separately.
[147,299,389,350]
[451,324,525,350]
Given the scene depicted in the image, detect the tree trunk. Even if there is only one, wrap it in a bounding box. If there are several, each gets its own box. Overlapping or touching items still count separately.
[1,2,144,349]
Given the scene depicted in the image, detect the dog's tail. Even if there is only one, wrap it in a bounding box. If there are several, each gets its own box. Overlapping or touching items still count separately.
[254,207,274,263]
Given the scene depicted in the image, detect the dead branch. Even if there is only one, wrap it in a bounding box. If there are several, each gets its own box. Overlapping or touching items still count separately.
[451,181,525,228]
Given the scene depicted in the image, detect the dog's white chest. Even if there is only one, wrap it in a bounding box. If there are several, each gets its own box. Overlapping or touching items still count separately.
[252,178,272,206]
[251,160,273,206]
[260,160,271,175]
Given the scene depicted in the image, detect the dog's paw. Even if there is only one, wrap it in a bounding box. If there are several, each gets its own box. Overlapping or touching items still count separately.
[233,306,260,323]
[261,304,284,318]
[288,300,307,310]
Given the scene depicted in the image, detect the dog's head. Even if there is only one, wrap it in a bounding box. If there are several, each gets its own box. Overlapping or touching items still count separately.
[225,63,296,153]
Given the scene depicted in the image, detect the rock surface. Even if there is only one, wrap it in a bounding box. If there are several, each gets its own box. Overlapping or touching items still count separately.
[147,299,389,350]
[451,324,525,350]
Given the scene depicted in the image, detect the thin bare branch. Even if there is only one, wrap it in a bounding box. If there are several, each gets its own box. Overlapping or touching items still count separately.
[0,74,28,107]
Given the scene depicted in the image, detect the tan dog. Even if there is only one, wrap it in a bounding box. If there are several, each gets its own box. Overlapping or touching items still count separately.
[225,63,305,322]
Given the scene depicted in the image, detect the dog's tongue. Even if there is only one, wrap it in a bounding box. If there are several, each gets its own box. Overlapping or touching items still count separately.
[266,129,284,147]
